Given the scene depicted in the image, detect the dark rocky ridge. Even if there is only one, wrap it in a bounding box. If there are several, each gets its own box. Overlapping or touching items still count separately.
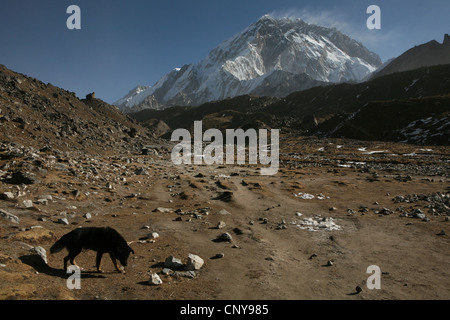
[373,34,450,78]
[130,64,450,146]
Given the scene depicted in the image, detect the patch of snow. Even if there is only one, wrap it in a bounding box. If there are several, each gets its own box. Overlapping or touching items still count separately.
[294,192,315,200]
[363,150,388,155]
[293,215,342,232]
[294,192,328,200]
[404,78,420,92]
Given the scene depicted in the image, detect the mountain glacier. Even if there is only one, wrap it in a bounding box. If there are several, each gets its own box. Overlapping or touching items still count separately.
[115,15,382,113]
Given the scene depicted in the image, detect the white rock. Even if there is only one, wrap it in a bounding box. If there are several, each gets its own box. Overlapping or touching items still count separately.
[149,232,159,239]
[161,268,173,275]
[31,246,48,264]
[185,253,204,271]
[23,200,34,208]
[217,209,231,215]
[83,213,92,219]
[1,192,14,200]
[217,221,226,229]
[35,199,48,205]
[0,209,20,224]
[149,273,162,285]
[58,218,69,225]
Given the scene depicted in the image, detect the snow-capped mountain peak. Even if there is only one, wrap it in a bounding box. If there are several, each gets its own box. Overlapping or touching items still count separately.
[114,15,382,113]
[114,85,151,109]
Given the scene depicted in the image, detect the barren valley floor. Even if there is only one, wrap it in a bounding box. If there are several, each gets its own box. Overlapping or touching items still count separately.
[0,136,449,300]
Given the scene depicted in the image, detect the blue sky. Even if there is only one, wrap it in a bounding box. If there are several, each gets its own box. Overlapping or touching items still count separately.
[0,0,449,104]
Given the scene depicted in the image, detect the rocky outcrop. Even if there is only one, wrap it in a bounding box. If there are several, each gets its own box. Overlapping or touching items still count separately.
[0,64,157,154]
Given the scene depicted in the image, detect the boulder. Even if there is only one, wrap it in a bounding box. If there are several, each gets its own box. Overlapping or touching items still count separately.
[149,273,162,285]
[57,218,69,225]
[185,254,204,271]
[217,232,233,242]
[164,256,183,269]
[0,192,14,200]
[31,246,48,265]
[217,221,226,229]
[216,209,231,215]
[22,200,34,208]
[0,209,19,224]
[83,213,92,219]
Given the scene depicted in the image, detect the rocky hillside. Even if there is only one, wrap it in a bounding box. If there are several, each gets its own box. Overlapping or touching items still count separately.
[0,64,158,155]
[316,94,450,145]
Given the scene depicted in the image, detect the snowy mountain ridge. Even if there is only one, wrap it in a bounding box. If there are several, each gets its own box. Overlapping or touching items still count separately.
[115,14,382,113]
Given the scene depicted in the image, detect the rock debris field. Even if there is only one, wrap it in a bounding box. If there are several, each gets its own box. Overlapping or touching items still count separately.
[0,136,449,300]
